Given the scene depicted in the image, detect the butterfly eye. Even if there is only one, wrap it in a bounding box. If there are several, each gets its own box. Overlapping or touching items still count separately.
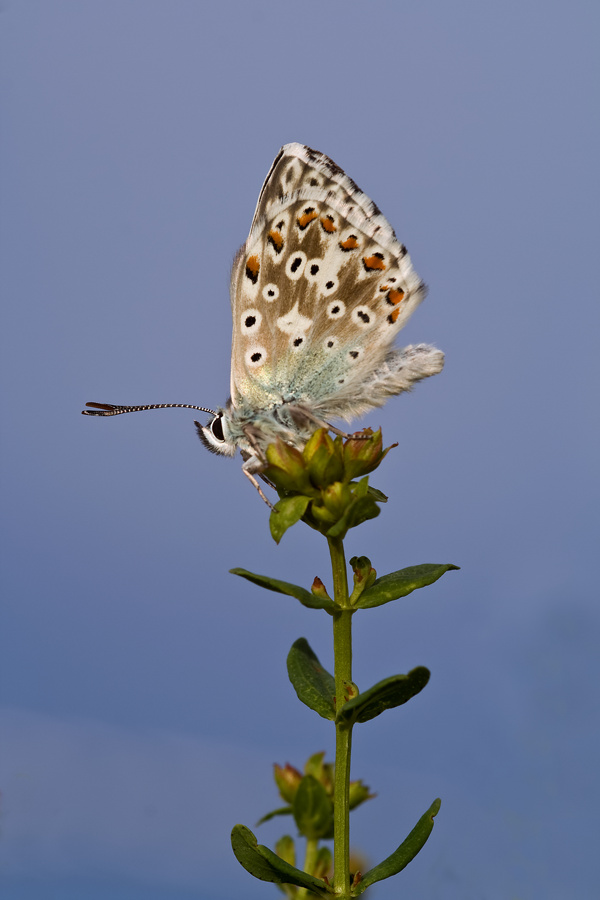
[210,414,225,442]
[196,413,236,458]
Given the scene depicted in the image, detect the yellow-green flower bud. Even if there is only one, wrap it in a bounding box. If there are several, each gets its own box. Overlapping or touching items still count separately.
[273,763,303,803]
[321,481,352,517]
[264,439,314,494]
[342,428,394,480]
[311,577,332,601]
[303,429,344,488]
[302,428,333,464]
[348,779,375,810]
[304,751,334,794]
[349,555,378,604]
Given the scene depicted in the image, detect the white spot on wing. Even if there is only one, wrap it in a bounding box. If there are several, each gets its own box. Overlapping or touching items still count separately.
[304,258,323,283]
[277,301,313,335]
[352,306,374,328]
[240,308,262,334]
[262,283,279,302]
[245,345,267,368]
[322,276,338,296]
[327,300,346,320]
[285,251,307,280]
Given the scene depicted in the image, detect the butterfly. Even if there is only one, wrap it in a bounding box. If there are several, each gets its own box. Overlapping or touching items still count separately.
[83,143,443,499]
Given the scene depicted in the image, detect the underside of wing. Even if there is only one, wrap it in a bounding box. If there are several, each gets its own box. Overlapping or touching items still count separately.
[229,144,433,418]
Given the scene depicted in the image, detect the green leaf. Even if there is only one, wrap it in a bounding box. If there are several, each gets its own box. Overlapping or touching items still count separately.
[256,805,293,826]
[230,569,336,613]
[293,775,334,840]
[356,564,460,609]
[352,799,441,895]
[338,667,430,725]
[231,824,331,894]
[269,494,311,543]
[287,638,336,720]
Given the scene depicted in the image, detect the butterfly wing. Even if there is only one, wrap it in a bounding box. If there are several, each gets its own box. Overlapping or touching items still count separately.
[229,143,442,420]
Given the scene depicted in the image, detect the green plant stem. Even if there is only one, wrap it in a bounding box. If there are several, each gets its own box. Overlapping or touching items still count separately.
[328,536,353,897]
[296,837,320,899]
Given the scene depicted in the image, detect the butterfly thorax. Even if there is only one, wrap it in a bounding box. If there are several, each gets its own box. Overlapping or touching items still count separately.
[222,396,316,462]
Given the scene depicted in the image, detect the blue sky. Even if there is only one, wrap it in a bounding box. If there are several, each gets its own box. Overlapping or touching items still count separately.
[1,1,599,898]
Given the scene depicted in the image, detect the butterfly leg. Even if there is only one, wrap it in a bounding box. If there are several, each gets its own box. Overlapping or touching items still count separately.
[242,467,275,508]
[325,423,369,440]
[292,405,369,440]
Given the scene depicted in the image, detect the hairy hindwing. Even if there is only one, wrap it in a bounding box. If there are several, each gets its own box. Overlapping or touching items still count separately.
[229,144,430,419]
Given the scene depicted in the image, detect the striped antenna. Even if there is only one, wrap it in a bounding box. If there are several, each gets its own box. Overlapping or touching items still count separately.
[82,402,217,417]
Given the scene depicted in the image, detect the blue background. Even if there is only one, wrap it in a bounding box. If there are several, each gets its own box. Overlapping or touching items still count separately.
[1,1,598,897]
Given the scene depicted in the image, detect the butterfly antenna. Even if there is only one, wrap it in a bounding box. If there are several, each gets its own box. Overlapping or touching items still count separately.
[82,402,217,417]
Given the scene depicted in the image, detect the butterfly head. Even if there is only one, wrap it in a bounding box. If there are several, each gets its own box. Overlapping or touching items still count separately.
[195,410,237,458]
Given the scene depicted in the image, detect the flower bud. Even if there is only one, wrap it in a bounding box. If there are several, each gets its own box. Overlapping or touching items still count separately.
[273,763,303,803]
[303,430,344,488]
[264,439,314,494]
[342,428,394,480]
[308,500,339,526]
[348,779,375,810]
[311,577,332,602]
[321,481,352,517]
[304,751,334,794]
[349,555,377,604]
[350,851,370,887]
[302,428,333,465]
[343,681,360,702]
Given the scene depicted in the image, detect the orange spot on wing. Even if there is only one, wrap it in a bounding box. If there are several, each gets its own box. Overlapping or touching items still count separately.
[363,255,386,271]
[245,254,260,283]
[388,307,401,324]
[387,288,405,305]
[320,215,337,233]
[297,209,318,229]
[340,236,359,250]
[268,230,284,252]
